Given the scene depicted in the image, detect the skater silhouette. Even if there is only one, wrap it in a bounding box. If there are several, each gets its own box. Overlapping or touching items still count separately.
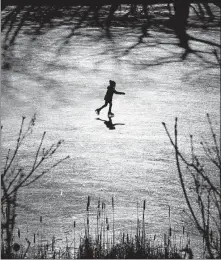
[96,117,125,130]
[95,80,125,117]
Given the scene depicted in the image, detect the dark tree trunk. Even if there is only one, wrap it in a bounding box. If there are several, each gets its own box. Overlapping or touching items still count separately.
[106,4,119,27]
[173,0,190,49]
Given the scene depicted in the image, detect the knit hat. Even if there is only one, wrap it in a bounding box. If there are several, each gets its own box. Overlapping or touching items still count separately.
[109,80,116,86]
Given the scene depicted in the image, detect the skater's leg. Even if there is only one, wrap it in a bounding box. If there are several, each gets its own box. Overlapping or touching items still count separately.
[98,102,108,111]
[96,101,108,114]
[108,102,112,114]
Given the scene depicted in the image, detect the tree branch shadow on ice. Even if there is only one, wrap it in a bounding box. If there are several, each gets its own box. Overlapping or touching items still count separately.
[96,117,125,130]
[1,4,220,70]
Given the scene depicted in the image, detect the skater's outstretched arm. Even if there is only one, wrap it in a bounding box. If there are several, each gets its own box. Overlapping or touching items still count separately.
[114,90,125,95]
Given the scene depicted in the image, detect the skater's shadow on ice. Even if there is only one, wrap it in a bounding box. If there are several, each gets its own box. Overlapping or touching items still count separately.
[96,117,125,130]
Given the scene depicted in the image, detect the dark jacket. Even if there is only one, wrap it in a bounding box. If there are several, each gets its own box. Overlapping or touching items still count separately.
[104,86,124,102]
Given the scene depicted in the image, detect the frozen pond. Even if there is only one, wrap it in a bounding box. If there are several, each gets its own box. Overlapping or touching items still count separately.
[1,5,220,257]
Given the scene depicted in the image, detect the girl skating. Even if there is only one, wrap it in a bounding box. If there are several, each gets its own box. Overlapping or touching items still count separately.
[95,80,125,117]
